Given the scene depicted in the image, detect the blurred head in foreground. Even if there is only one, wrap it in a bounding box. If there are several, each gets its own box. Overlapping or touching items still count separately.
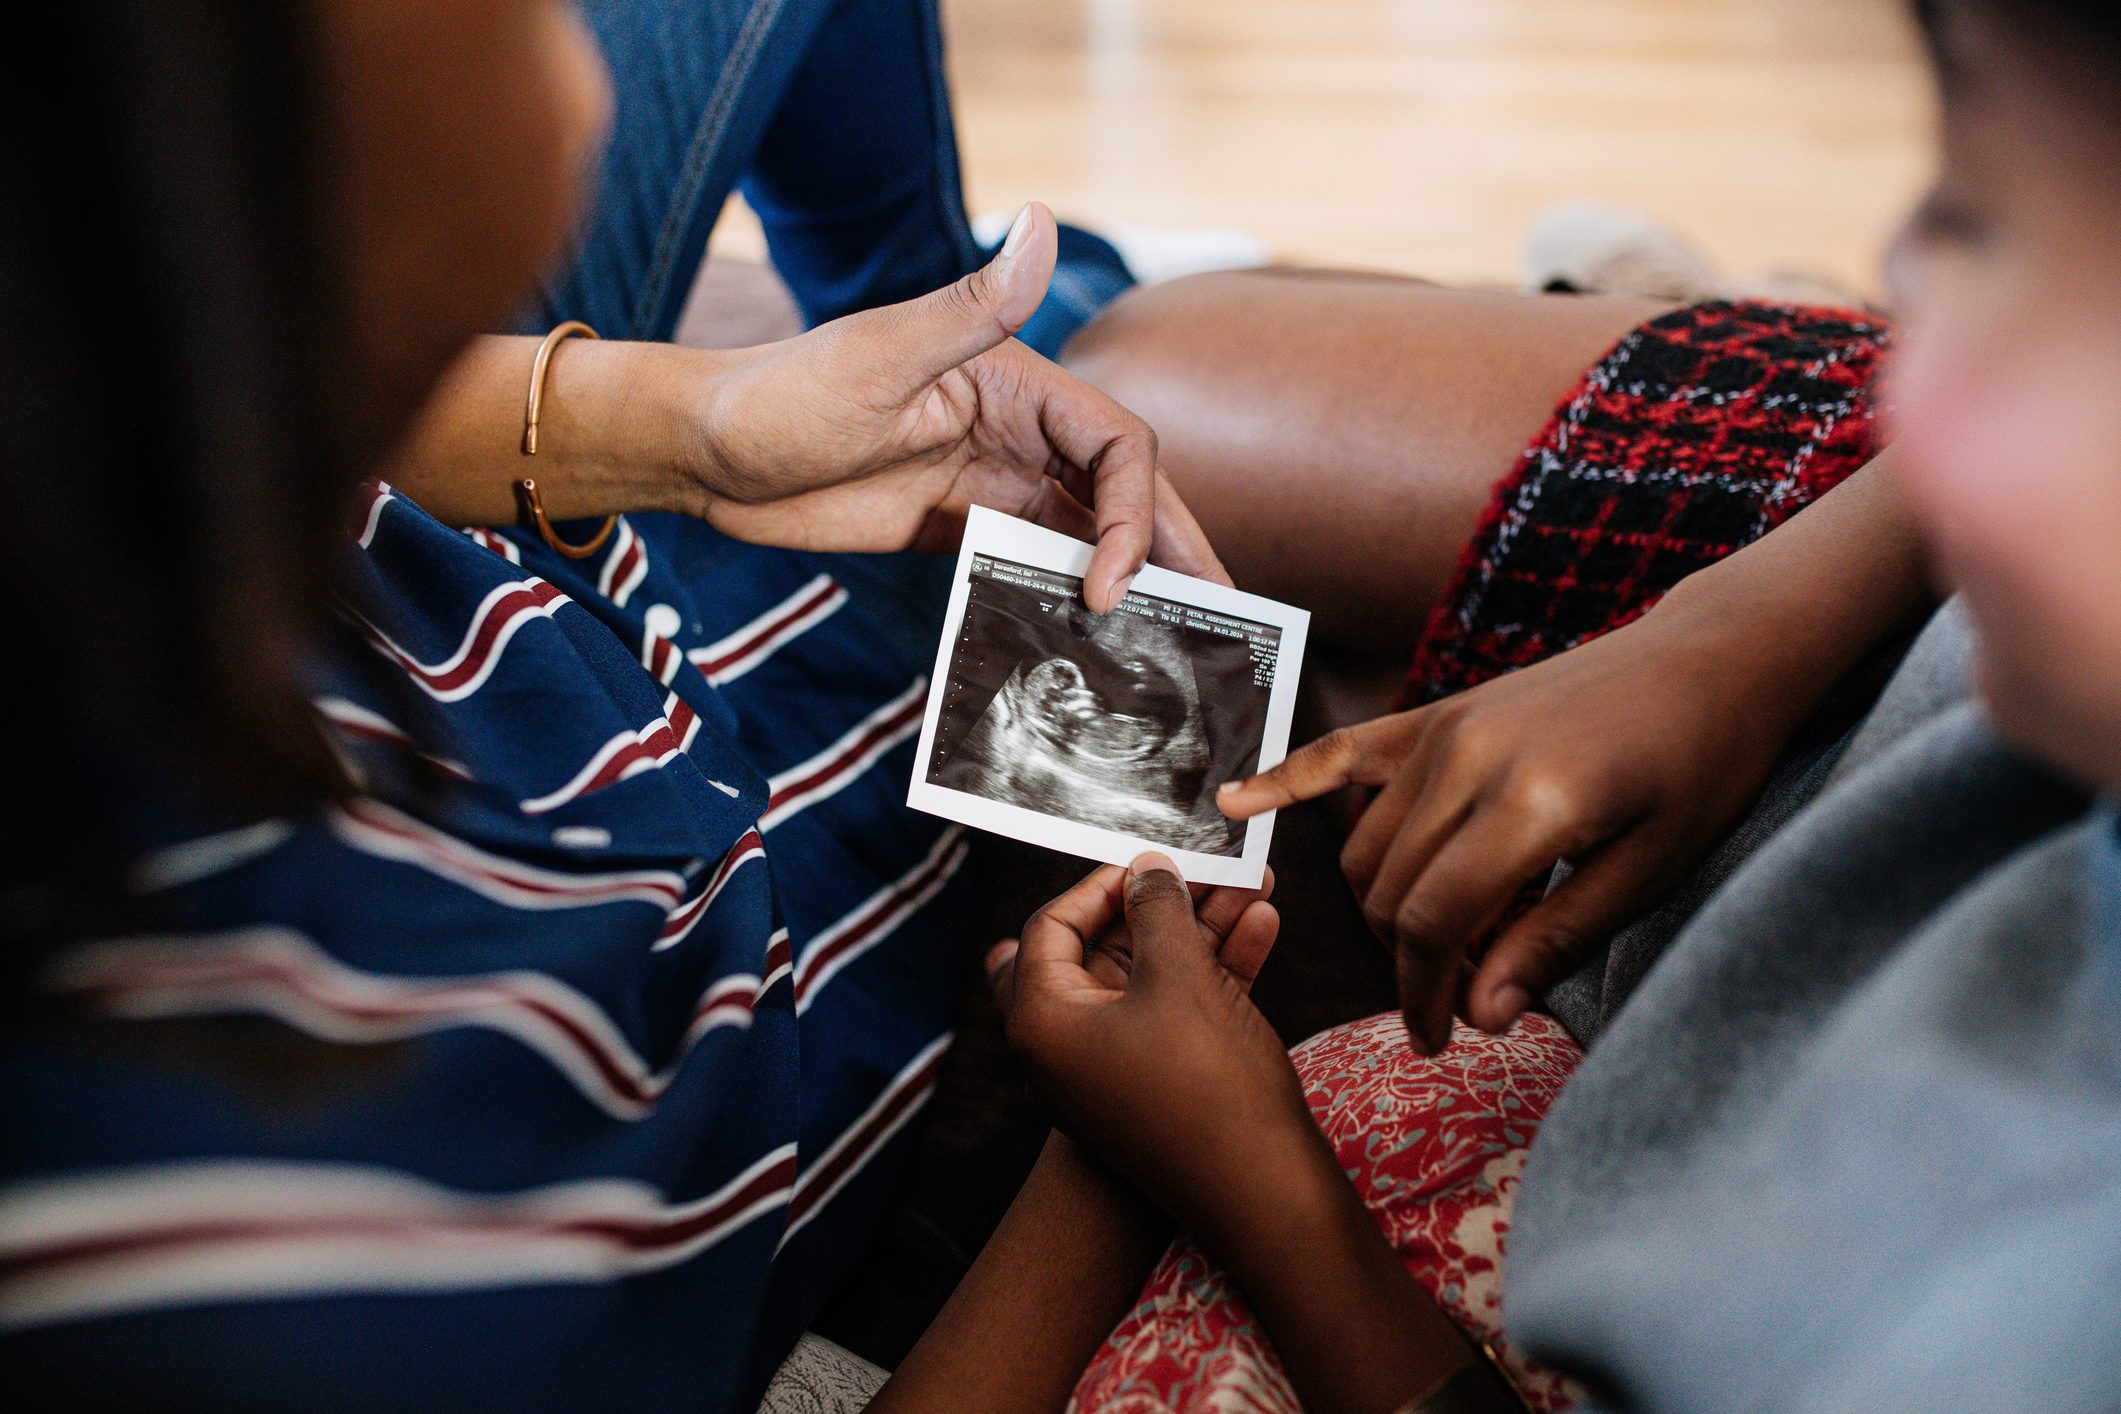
[0,1,608,887]
[1888,1,2121,789]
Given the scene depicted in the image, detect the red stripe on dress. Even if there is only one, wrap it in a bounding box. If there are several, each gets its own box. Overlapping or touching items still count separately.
[642,633,683,685]
[520,695,699,815]
[691,577,845,681]
[70,950,650,1107]
[654,829,767,950]
[761,686,925,829]
[464,527,522,563]
[783,1040,948,1234]
[793,830,966,1009]
[49,926,793,1120]
[315,698,472,780]
[596,521,646,607]
[333,798,686,910]
[0,1151,800,1282]
[362,578,569,699]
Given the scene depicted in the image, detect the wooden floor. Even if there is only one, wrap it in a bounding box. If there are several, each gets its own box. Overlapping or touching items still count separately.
[711,0,1934,300]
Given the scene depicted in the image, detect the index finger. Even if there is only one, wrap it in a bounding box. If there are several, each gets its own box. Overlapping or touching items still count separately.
[1217,716,1422,820]
[1016,362,1159,614]
[1082,433,1158,614]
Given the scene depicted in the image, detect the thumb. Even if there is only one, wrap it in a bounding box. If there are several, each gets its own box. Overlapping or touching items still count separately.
[1123,852,1213,984]
[884,201,1057,391]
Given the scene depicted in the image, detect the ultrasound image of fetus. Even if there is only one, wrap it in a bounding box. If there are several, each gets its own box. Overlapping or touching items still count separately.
[936,594,1242,855]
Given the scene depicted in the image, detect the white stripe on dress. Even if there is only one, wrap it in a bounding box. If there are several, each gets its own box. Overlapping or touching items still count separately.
[689,574,848,686]
[354,576,573,703]
[519,695,700,815]
[314,697,472,780]
[353,482,395,549]
[44,925,793,1122]
[131,821,297,892]
[0,1146,798,1331]
[462,526,522,564]
[595,519,647,608]
[779,1034,950,1246]
[759,680,926,833]
[793,828,968,1012]
[653,830,768,951]
[328,798,688,912]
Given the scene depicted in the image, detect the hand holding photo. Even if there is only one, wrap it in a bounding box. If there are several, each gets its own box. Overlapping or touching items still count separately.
[908,507,1308,887]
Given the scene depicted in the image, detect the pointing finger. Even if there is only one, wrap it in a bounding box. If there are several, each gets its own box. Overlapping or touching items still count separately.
[1218,716,1420,820]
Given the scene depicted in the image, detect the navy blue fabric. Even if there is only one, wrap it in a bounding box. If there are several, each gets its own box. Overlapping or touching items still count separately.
[526,0,1135,357]
[1508,606,2121,1411]
[0,1,1159,1402]
[4,493,969,1413]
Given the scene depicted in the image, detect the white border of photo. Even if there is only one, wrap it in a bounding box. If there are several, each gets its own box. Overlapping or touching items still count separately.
[906,506,1309,889]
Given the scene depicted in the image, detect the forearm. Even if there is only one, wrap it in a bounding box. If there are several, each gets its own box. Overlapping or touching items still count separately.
[867,1132,1173,1414]
[1195,1131,1485,1414]
[382,335,727,526]
[1648,452,1934,725]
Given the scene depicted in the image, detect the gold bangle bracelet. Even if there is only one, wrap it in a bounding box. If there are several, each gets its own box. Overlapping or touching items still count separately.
[516,319,617,559]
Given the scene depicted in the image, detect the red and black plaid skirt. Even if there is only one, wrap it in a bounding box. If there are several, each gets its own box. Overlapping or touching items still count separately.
[1405,301,1892,706]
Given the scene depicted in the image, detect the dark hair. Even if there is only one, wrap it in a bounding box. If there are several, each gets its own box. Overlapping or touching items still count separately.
[1915,0,2121,97]
[0,3,359,889]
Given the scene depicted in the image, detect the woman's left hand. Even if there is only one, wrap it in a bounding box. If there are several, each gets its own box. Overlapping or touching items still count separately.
[689,203,1224,612]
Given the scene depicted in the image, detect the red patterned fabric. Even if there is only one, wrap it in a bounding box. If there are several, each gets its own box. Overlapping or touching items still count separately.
[1405,301,1892,706]
[1070,1014,1586,1413]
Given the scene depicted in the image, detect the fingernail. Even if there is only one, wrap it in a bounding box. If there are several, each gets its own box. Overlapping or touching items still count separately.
[1129,851,1178,878]
[1109,572,1136,605]
[1216,781,1242,798]
[999,203,1034,262]
[1488,984,1530,1029]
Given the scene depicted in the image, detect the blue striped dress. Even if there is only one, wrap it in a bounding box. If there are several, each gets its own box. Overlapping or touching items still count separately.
[2,485,970,1412]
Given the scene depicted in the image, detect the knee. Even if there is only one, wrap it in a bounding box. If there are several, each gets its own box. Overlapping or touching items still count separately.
[1059,271,1264,394]
[1057,282,1167,398]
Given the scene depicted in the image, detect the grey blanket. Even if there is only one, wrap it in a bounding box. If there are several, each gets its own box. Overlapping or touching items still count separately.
[1507,604,2121,1409]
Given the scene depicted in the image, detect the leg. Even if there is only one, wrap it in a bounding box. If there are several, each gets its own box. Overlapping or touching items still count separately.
[528,0,839,340]
[1064,269,1674,657]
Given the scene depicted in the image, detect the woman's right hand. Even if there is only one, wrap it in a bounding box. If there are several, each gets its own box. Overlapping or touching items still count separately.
[1218,585,1823,1055]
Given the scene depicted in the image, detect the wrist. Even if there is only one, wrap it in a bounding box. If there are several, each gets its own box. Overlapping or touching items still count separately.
[1193,1123,1485,1413]
[507,337,733,520]
[1192,1123,1363,1289]
[670,340,798,516]
[632,342,739,518]
[1642,459,1934,717]
[1641,551,1900,734]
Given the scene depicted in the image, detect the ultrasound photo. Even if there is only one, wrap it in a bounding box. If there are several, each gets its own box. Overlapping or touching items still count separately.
[924,554,1282,857]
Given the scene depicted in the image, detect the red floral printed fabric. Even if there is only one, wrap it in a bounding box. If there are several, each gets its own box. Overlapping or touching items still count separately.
[1070,1013,1586,1413]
